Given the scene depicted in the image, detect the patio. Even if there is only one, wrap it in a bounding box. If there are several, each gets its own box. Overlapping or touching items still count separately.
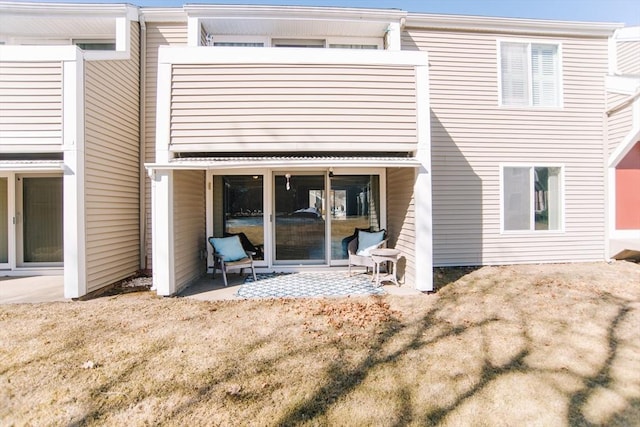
[178,269,421,301]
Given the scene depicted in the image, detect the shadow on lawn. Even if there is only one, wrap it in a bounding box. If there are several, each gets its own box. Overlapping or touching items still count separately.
[64,268,639,426]
[272,282,640,425]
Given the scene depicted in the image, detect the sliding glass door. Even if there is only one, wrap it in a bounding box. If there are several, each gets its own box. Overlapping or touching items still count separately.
[274,174,326,264]
[0,178,8,267]
[214,175,265,260]
[17,176,63,265]
[329,175,381,261]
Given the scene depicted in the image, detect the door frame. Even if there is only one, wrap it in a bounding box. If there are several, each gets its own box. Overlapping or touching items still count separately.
[0,173,15,270]
[15,173,64,268]
[206,167,386,271]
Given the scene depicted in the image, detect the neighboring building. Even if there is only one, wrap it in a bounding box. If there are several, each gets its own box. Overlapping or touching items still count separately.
[1,2,636,299]
[0,2,141,298]
[605,26,640,260]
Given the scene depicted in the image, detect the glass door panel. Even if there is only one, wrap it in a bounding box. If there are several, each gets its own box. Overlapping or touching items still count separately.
[330,175,381,261]
[21,176,63,264]
[214,175,265,260]
[274,174,326,264]
[0,178,8,265]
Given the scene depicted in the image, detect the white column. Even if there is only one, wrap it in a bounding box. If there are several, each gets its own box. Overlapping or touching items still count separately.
[187,17,201,47]
[152,169,175,296]
[63,52,87,298]
[414,62,433,292]
[155,58,172,164]
[385,22,402,51]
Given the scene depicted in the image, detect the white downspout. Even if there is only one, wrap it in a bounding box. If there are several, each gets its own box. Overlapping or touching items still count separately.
[139,15,147,271]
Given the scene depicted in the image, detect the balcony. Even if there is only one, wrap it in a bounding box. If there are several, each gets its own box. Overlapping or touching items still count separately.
[155,46,428,159]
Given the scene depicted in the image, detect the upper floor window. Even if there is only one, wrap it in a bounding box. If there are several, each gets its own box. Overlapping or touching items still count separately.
[272,39,325,48]
[502,165,563,232]
[329,44,377,50]
[499,41,561,107]
[74,40,116,51]
[213,42,264,47]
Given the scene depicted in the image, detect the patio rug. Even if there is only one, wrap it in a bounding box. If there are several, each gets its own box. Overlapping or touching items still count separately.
[237,272,385,299]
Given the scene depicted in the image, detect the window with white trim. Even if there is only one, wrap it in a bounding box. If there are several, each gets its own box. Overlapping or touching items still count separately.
[500,41,561,107]
[502,166,562,231]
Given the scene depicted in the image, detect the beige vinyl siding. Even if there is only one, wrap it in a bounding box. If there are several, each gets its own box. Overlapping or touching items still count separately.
[607,92,634,156]
[617,41,640,75]
[0,61,62,149]
[386,168,415,286]
[144,23,188,270]
[173,169,206,290]
[405,29,608,266]
[84,22,140,293]
[169,64,417,152]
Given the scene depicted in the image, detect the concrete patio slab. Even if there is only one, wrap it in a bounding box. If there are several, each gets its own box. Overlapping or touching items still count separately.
[179,270,421,301]
[0,276,65,304]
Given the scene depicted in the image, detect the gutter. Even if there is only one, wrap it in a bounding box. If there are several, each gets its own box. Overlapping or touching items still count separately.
[139,14,147,271]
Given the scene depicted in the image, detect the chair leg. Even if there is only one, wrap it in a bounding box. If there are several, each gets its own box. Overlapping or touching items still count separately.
[221,260,228,287]
[251,265,257,282]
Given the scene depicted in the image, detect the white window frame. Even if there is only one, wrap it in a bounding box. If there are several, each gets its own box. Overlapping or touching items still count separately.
[272,38,326,48]
[327,37,383,50]
[497,38,563,109]
[206,35,269,47]
[500,164,565,233]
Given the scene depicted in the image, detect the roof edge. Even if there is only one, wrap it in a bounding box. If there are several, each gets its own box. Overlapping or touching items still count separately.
[183,4,407,22]
[0,1,138,19]
[405,13,623,37]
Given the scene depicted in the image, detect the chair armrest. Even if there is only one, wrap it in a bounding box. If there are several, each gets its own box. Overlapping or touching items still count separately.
[347,238,358,255]
[376,239,388,249]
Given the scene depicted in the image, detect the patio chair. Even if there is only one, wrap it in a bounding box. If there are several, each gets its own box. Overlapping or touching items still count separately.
[347,229,387,277]
[224,231,264,260]
[208,235,257,287]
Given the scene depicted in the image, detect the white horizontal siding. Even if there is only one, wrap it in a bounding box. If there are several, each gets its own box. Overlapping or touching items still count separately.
[173,170,206,290]
[607,92,634,156]
[169,64,417,152]
[0,61,62,148]
[84,22,140,294]
[617,41,640,76]
[144,23,188,271]
[405,29,608,266]
[386,167,416,285]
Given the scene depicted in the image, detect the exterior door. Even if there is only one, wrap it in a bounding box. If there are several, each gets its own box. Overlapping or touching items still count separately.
[273,173,326,265]
[329,174,381,263]
[0,177,8,268]
[16,175,63,266]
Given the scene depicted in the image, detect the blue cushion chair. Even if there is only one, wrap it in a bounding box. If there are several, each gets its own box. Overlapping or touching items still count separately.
[347,229,387,277]
[208,235,257,287]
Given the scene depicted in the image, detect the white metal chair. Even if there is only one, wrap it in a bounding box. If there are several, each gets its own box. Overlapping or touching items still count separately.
[347,229,387,277]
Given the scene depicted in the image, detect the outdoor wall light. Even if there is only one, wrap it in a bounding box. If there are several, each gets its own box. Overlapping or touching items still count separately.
[285,173,291,191]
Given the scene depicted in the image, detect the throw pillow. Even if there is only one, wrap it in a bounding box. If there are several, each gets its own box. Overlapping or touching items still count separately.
[356,230,385,256]
[209,235,247,262]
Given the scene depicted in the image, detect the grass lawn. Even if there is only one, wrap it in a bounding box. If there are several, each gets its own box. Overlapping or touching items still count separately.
[1,261,639,426]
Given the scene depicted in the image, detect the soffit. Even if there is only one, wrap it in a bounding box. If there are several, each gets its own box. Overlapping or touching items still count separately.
[0,3,136,39]
[0,160,64,171]
[199,18,389,38]
[185,5,404,38]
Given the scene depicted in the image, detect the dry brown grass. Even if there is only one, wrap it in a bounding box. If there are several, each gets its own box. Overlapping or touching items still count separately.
[1,261,639,426]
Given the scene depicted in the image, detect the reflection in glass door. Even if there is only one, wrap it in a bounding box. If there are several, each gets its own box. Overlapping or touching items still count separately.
[213,175,265,260]
[274,174,326,264]
[330,175,381,261]
[0,178,8,266]
[18,176,63,264]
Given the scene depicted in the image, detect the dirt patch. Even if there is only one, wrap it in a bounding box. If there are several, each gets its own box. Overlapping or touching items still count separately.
[1,261,639,426]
